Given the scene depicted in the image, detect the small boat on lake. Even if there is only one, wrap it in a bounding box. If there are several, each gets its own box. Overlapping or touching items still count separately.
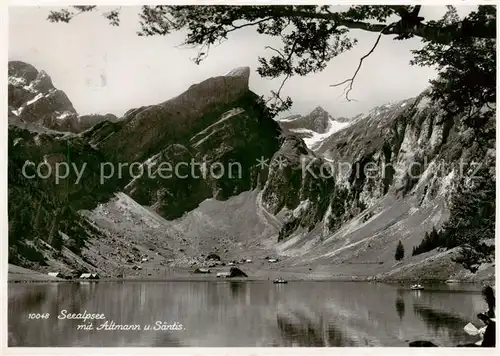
[273,278,288,284]
[410,284,424,290]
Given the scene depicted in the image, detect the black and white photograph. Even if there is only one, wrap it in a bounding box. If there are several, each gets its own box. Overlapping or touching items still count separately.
[5,2,497,349]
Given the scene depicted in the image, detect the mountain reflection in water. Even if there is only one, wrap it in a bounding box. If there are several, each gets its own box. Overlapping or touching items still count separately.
[8,281,485,347]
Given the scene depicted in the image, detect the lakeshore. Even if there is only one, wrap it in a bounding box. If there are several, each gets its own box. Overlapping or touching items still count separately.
[8,263,494,285]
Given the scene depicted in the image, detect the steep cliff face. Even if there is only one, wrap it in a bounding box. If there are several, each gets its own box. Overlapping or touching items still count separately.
[122,98,280,219]
[8,62,494,280]
[89,66,255,162]
[259,91,494,280]
[82,66,280,219]
[263,94,461,239]
[8,126,111,268]
[261,136,337,241]
[8,64,280,272]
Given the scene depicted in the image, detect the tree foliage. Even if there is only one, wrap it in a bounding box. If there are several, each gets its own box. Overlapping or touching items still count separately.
[444,166,495,271]
[412,226,440,256]
[411,5,496,132]
[46,5,496,115]
[443,166,495,245]
[395,240,405,261]
[412,166,495,271]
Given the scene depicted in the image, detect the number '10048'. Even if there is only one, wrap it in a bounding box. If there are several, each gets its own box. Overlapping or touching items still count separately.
[28,313,49,319]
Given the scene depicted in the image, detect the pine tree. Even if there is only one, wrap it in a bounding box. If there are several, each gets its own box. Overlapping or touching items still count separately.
[395,240,405,261]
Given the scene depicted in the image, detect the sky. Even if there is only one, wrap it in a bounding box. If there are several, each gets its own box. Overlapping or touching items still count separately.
[9,5,477,118]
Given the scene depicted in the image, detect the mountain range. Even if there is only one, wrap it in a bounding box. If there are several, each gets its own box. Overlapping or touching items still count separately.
[7,61,495,282]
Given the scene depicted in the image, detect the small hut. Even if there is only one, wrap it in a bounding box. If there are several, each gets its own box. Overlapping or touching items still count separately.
[216,272,231,278]
[80,273,99,279]
[47,272,62,278]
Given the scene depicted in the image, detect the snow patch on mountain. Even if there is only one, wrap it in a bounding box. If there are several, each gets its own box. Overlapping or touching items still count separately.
[279,114,302,122]
[25,93,44,106]
[56,111,73,120]
[9,76,28,87]
[12,108,23,116]
[298,119,351,150]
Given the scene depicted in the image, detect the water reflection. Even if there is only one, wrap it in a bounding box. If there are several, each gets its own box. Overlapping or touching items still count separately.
[412,304,477,344]
[277,312,354,347]
[8,281,485,347]
[229,281,246,299]
[395,297,405,321]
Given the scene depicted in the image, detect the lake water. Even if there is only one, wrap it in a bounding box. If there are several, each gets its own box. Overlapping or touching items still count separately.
[8,281,487,347]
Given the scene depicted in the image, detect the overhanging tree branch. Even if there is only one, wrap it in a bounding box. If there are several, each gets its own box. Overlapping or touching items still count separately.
[263,40,298,113]
[49,6,497,44]
[46,5,496,117]
[330,24,394,101]
[239,8,496,44]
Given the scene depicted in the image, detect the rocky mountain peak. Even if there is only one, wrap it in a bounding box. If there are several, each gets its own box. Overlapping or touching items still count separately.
[30,70,54,94]
[306,106,331,132]
[310,106,329,115]
[8,62,55,94]
[8,61,39,83]
[8,61,120,133]
[105,66,256,162]
[224,66,250,81]
[279,106,333,135]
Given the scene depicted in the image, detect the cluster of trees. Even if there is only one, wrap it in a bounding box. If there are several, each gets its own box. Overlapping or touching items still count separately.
[395,161,494,268]
[412,227,441,256]
[8,138,102,265]
[440,166,495,272]
[410,165,495,271]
